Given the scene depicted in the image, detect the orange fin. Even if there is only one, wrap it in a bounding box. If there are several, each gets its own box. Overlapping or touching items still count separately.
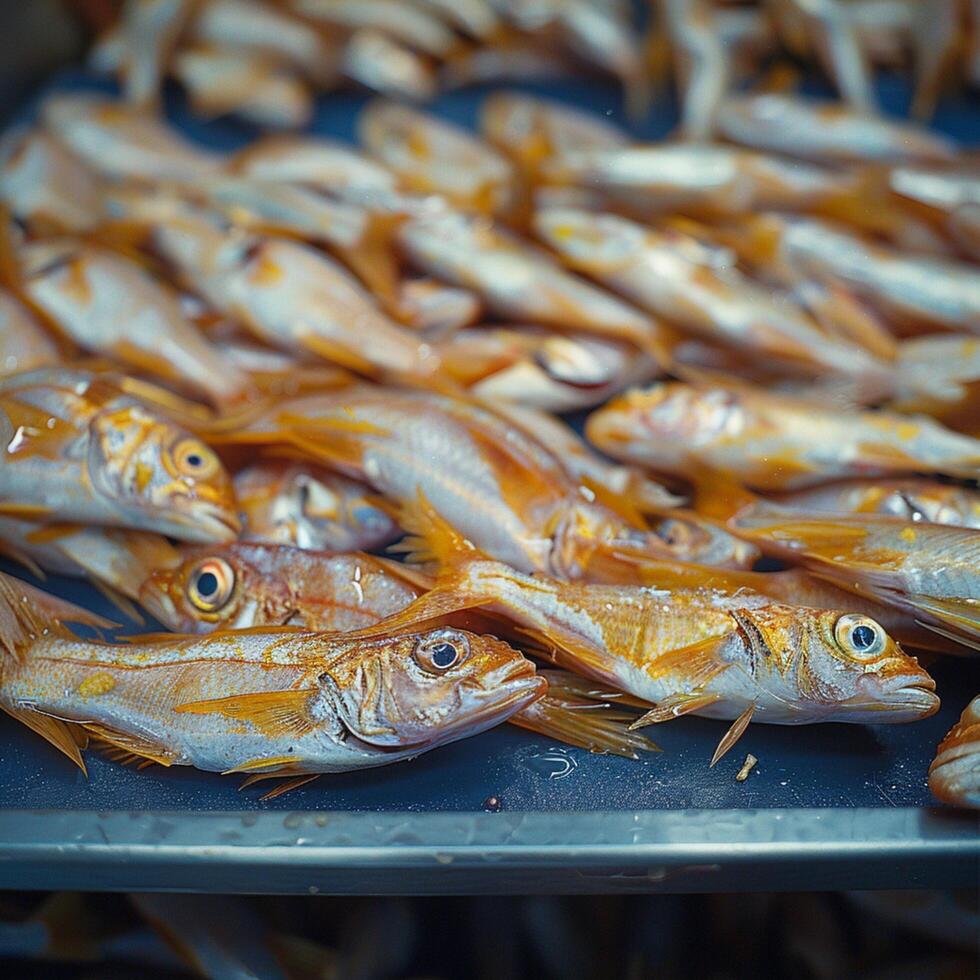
[174,689,316,738]
[904,594,980,642]
[368,555,434,592]
[0,503,54,519]
[297,333,383,378]
[81,723,176,767]
[1,704,87,773]
[223,754,304,775]
[710,704,755,768]
[390,488,482,567]
[628,691,723,730]
[24,523,86,545]
[260,774,319,800]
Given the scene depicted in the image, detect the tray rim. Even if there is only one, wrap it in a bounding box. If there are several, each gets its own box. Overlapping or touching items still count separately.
[0,806,976,894]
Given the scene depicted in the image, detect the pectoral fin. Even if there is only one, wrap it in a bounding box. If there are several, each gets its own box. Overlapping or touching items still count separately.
[628,691,723,730]
[710,704,756,768]
[1,704,87,773]
[174,689,316,739]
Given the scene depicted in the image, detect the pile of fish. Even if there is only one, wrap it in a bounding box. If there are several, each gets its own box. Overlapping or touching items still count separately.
[85,0,980,129]
[0,76,978,806]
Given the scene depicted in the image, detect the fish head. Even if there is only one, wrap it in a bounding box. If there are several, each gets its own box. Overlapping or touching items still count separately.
[138,545,292,632]
[88,404,240,543]
[317,627,545,749]
[733,604,938,723]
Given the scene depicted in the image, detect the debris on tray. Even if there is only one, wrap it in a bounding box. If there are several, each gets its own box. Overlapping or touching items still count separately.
[736,754,758,783]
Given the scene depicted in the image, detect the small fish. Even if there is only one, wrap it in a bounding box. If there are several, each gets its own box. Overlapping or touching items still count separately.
[0,368,239,542]
[761,215,980,334]
[0,571,544,782]
[586,381,980,489]
[341,29,438,102]
[534,207,889,380]
[235,460,401,552]
[0,290,59,377]
[0,127,103,234]
[345,499,938,764]
[729,503,980,650]
[540,143,854,217]
[117,0,194,107]
[40,92,222,183]
[359,100,516,215]
[929,695,980,808]
[717,92,956,164]
[19,240,250,407]
[769,478,980,530]
[172,45,314,129]
[437,325,659,412]
[139,542,421,633]
[397,209,669,356]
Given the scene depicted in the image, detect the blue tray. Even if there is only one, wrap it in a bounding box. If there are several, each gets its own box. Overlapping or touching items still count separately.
[0,69,978,894]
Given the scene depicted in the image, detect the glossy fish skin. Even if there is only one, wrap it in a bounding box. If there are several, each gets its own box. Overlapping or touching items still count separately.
[769,216,980,334]
[139,542,421,633]
[534,208,887,380]
[0,368,239,542]
[0,574,544,776]
[0,291,59,377]
[929,695,980,808]
[20,240,250,407]
[729,505,980,649]
[118,0,192,107]
[359,101,516,215]
[0,127,103,234]
[397,209,668,354]
[364,541,938,727]
[235,460,401,553]
[40,93,222,184]
[892,334,980,433]
[770,478,980,530]
[341,29,438,102]
[717,93,955,163]
[397,279,482,338]
[587,381,980,489]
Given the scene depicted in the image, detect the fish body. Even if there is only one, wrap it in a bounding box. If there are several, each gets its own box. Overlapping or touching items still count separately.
[341,28,438,102]
[0,291,59,377]
[235,460,401,552]
[929,695,980,808]
[717,93,955,163]
[0,574,543,776]
[0,368,239,541]
[892,334,980,433]
[20,240,249,406]
[587,381,980,488]
[118,0,193,107]
[397,279,481,338]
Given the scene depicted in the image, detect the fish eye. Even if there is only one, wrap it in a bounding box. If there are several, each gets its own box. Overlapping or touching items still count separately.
[173,439,219,479]
[188,558,235,612]
[834,614,887,659]
[414,630,469,675]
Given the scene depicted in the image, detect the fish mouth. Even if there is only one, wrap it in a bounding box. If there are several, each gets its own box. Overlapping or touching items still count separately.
[137,587,182,632]
[166,504,241,544]
[844,676,940,721]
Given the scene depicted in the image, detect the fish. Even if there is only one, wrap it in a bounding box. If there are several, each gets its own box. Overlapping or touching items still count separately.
[728,503,980,650]
[230,134,397,195]
[235,460,401,552]
[756,215,980,334]
[534,207,890,380]
[343,497,938,764]
[171,44,314,129]
[768,478,980,530]
[207,382,756,575]
[0,571,545,783]
[718,92,956,165]
[341,29,438,102]
[117,0,194,107]
[539,143,855,217]
[0,368,239,542]
[441,29,579,91]
[0,290,59,377]
[130,199,441,383]
[586,380,980,489]
[0,127,103,234]
[359,100,516,215]
[397,209,670,357]
[396,278,482,338]
[929,695,980,808]
[437,324,660,412]
[18,240,250,407]
[39,92,223,183]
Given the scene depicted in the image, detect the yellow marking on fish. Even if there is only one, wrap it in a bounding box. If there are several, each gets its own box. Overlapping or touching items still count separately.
[134,462,153,493]
[900,527,918,544]
[78,672,117,697]
[250,255,284,286]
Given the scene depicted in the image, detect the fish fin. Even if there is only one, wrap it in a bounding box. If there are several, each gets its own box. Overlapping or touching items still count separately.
[903,595,980,643]
[0,571,117,662]
[89,580,145,626]
[628,691,723,730]
[23,523,86,545]
[0,541,46,580]
[336,212,403,310]
[0,503,54,519]
[709,704,755,768]
[537,668,653,710]
[368,555,435,592]
[578,475,649,529]
[392,488,485,568]
[275,411,389,469]
[914,620,980,655]
[685,462,760,523]
[222,755,303,775]
[510,692,659,759]
[296,332,383,379]
[174,689,317,739]
[81,724,176,767]
[259,774,319,800]
[0,704,87,773]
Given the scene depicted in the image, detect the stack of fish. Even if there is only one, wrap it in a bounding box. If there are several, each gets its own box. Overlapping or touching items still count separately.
[0,74,977,805]
[84,0,980,129]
